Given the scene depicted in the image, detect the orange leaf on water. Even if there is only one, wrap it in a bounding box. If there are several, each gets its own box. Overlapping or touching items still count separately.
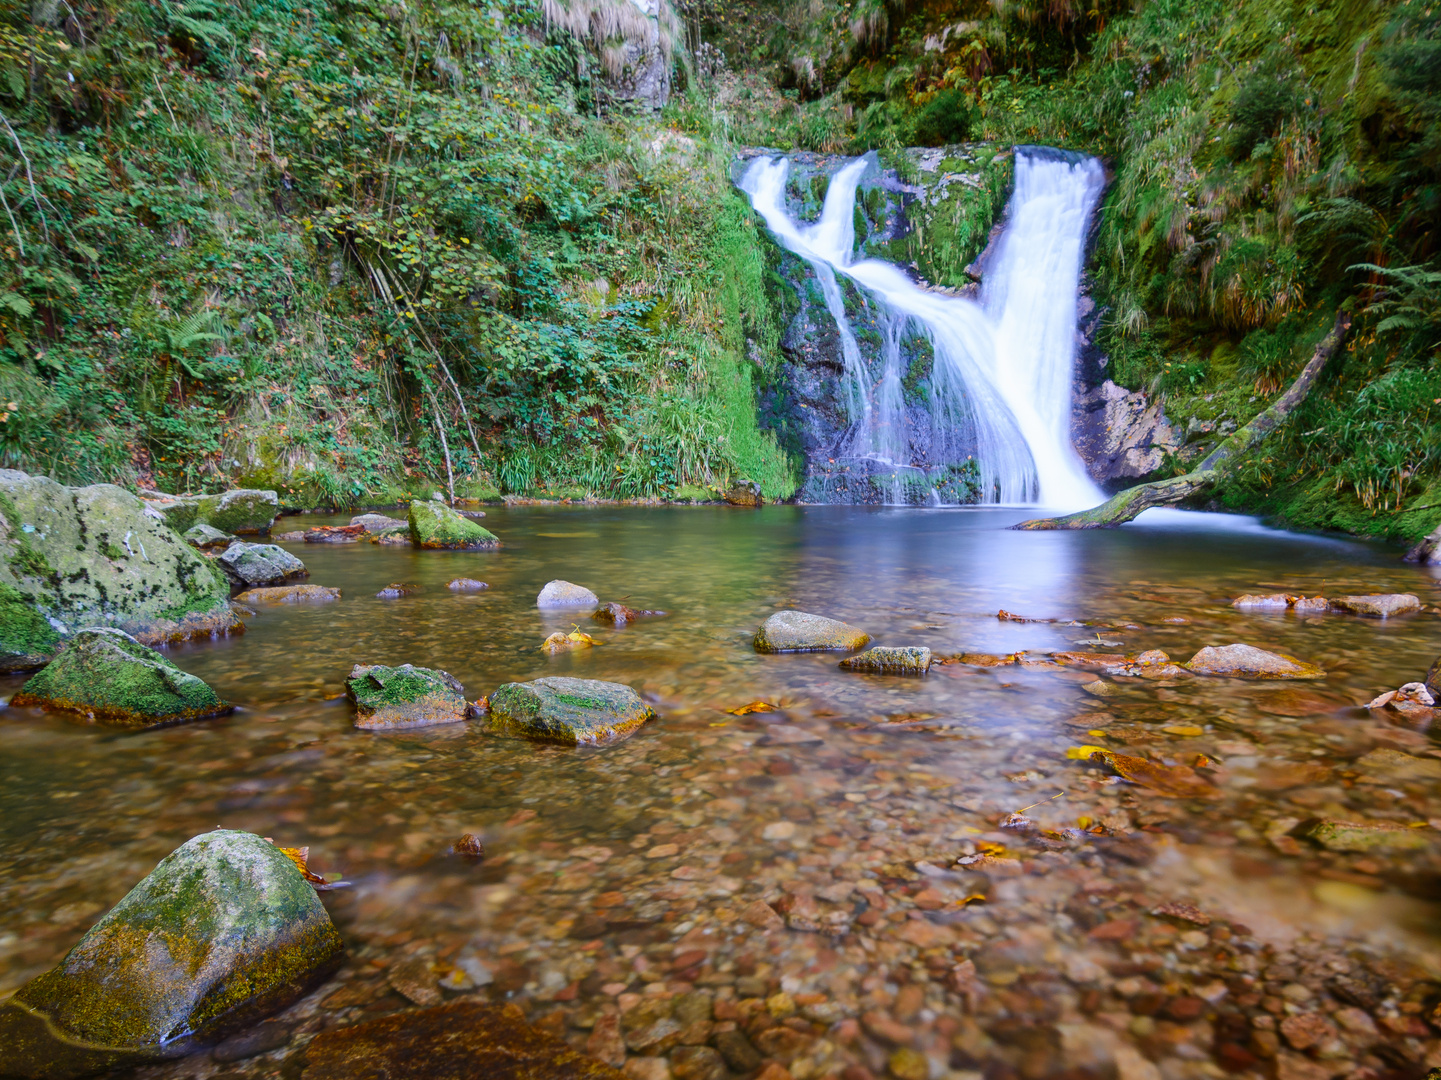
[268,841,347,890]
[726,700,780,715]
[1088,749,1221,799]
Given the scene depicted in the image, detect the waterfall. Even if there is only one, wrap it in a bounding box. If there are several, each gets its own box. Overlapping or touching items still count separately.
[739,148,1107,511]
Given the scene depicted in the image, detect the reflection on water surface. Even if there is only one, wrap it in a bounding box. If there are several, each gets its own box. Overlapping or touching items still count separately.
[3,506,1440,1078]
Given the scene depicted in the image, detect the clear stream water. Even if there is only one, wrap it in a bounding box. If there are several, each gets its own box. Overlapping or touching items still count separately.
[740,150,1107,511]
[1,507,1440,1077]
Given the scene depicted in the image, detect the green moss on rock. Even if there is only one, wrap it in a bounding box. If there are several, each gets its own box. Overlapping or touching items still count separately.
[0,471,238,648]
[347,663,467,730]
[0,581,60,672]
[0,830,342,1078]
[408,499,499,549]
[12,627,230,728]
[487,676,653,745]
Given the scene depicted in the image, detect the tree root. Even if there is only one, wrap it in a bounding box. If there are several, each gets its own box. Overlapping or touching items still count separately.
[1013,311,1351,531]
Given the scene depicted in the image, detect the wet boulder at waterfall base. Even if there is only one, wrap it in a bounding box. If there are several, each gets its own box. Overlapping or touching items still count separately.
[0,470,238,670]
[11,627,230,728]
[0,830,343,1080]
[486,677,653,745]
[839,646,932,675]
[754,610,871,653]
[217,541,308,588]
[1184,643,1325,680]
[408,499,498,549]
[139,488,280,535]
[347,663,468,730]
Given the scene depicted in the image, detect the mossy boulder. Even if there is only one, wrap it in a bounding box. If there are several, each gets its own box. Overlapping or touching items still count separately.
[140,488,280,535]
[181,523,235,549]
[487,677,653,745]
[0,470,238,658]
[754,610,871,653]
[11,627,230,728]
[839,646,932,675]
[0,830,342,1079]
[408,500,498,549]
[347,663,467,730]
[216,542,308,587]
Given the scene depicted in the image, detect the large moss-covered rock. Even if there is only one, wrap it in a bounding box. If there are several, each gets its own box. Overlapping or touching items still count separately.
[487,677,653,745]
[0,470,238,662]
[140,488,279,535]
[754,610,871,653]
[12,627,230,728]
[0,830,342,1079]
[300,1001,626,1080]
[217,541,308,587]
[408,499,498,549]
[347,663,467,730]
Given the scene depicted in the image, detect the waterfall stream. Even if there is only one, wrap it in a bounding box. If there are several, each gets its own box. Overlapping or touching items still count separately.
[739,148,1107,511]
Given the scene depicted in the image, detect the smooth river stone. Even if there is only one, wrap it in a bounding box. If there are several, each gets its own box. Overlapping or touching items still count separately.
[1305,820,1432,852]
[487,677,652,745]
[1330,593,1421,617]
[537,579,599,608]
[753,610,870,653]
[235,585,340,604]
[0,831,342,1080]
[447,577,488,592]
[1184,643,1325,680]
[12,627,230,728]
[350,513,406,533]
[347,663,467,730]
[839,646,932,675]
[217,541,308,587]
[300,1001,625,1080]
[182,522,235,549]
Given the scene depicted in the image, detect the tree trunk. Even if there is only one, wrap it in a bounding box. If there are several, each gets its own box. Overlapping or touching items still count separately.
[1013,311,1351,531]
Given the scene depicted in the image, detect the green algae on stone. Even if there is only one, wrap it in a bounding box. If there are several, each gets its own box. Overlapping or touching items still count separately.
[141,489,279,535]
[487,676,652,745]
[347,663,467,730]
[407,499,498,549]
[0,830,342,1079]
[754,610,871,653]
[300,1000,626,1080]
[11,627,231,728]
[839,646,932,675]
[0,581,60,672]
[0,470,238,647]
[1305,820,1432,853]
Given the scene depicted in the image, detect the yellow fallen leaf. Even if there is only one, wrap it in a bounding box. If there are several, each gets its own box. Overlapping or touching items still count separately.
[1066,745,1108,760]
[1085,749,1221,799]
[1164,725,1204,737]
[267,841,344,890]
[726,700,780,715]
[541,630,599,654]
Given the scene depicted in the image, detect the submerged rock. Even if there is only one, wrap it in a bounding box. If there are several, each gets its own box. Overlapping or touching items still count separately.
[0,830,342,1079]
[376,583,420,599]
[1330,593,1421,618]
[537,579,598,608]
[182,523,235,549]
[1351,747,1441,782]
[347,663,467,730]
[754,610,870,653]
[1184,643,1325,680]
[487,677,652,745]
[140,488,280,535]
[1305,820,1432,852]
[592,601,665,625]
[304,524,364,544]
[0,470,239,663]
[217,542,308,588]
[234,585,341,604]
[408,500,498,549]
[447,577,488,592]
[299,1000,625,1080]
[1232,593,1292,611]
[11,627,230,728]
[350,513,406,533]
[839,646,932,675]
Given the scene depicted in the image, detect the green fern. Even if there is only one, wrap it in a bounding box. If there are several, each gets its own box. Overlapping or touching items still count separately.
[166,1,233,48]
[1350,262,1441,347]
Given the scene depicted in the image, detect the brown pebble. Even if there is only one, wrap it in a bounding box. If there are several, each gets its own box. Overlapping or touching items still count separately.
[453,834,485,858]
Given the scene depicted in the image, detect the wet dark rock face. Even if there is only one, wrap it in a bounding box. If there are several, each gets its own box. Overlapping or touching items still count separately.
[736,146,1008,505]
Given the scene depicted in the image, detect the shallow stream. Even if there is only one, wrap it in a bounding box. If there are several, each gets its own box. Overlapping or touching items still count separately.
[2,506,1440,1079]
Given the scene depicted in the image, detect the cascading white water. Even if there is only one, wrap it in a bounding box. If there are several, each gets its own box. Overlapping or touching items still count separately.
[739,148,1108,511]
